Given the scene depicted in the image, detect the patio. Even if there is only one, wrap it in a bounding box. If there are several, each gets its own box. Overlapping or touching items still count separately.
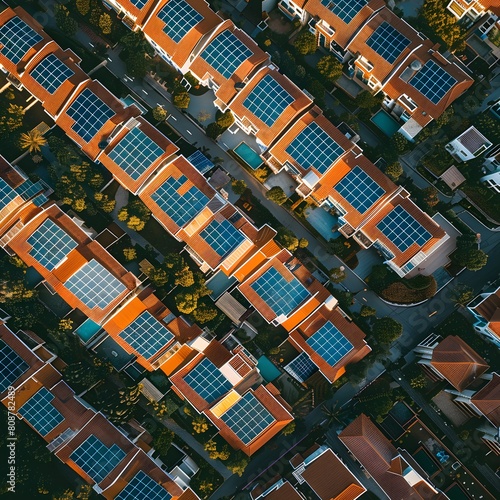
[264,170,297,197]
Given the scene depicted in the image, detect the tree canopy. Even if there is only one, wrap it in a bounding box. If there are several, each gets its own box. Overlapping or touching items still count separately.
[421,0,465,51]
[173,90,190,109]
[372,317,403,344]
[355,90,384,109]
[276,226,299,252]
[55,5,78,36]
[117,199,151,231]
[293,31,317,55]
[316,55,343,82]
[265,186,288,205]
[384,162,403,181]
[452,234,488,271]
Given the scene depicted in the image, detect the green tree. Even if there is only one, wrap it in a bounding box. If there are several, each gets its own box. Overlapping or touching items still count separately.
[316,55,343,82]
[231,179,247,195]
[329,267,346,283]
[0,104,24,135]
[175,291,198,314]
[126,53,150,78]
[153,429,174,455]
[298,237,309,249]
[192,303,218,324]
[265,186,287,205]
[421,0,465,50]
[99,13,112,35]
[58,318,73,331]
[372,317,403,344]
[355,90,384,109]
[55,5,78,36]
[206,122,222,139]
[452,234,488,271]
[422,186,439,208]
[123,247,137,261]
[293,31,317,55]
[216,110,234,129]
[452,284,475,307]
[94,192,115,213]
[410,373,427,389]
[19,129,46,154]
[173,90,190,109]
[118,199,151,232]
[282,421,296,435]
[76,0,90,15]
[276,226,299,252]
[192,415,209,434]
[164,253,194,287]
[120,31,154,78]
[152,106,167,122]
[384,162,403,181]
[63,362,100,391]
[391,132,409,154]
[476,113,500,144]
[360,305,376,317]
[102,384,142,424]
[226,451,249,476]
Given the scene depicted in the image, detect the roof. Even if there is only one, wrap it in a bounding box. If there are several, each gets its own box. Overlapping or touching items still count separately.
[472,287,500,337]
[251,477,303,500]
[339,414,440,499]
[97,116,179,194]
[358,193,446,268]
[266,106,355,178]
[300,447,366,500]
[454,126,492,155]
[471,373,500,428]
[227,66,313,148]
[56,80,141,160]
[439,165,466,190]
[431,336,489,391]
[108,0,159,26]
[188,20,269,104]
[304,0,386,48]
[142,0,222,70]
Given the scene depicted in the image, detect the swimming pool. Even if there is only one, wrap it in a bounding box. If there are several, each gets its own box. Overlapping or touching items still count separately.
[233,142,263,170]
[257,355,281,382]
[371,110,401,137]
[75,318,102,343]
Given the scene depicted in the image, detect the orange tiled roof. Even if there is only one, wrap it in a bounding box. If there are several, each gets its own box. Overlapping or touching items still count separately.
[142,0,222,70]
[472,287,500,337]
[108,0,159,26]
[251,478,303,500]
[431,336,489,391]
[227,66,313,148]
[304,0,386,48]
[471,373,500,428]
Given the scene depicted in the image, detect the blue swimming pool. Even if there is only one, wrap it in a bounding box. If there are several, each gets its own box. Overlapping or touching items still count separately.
[257,355,281,382]
[371,110,401,137]
[75,318,102,343]
[233,142,263,170]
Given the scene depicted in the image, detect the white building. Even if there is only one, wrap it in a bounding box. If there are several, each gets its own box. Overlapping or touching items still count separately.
[445,126,493,162]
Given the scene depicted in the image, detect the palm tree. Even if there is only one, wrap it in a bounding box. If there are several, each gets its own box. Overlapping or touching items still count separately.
[321,401,348,428]
[19,129,47,154]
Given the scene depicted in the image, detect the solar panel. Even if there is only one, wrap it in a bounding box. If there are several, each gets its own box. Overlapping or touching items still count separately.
[409,60,457,104]
[30,53,74,94]
[376,205,432,252]
[184,357,232,403]
[158,0,203,43]
[66,88,115,143]
[220,392,275,444]
[65,259,127,309]
[366,22,410,64]
[320,0,368,23]
[187,150,214,174]
[151,174,209,227]
[335,166,384,214]
[0,339,29,392]
[70,435,126,483]
[27,219,77,271]
[0,178,17,211]
[284,352,318,383]
[306,321,353,366]
[118,311,174,360]
[250,267,310,317]
[108,126,164,180]
[18,388,64,436]
[116,471,172,500]
[243,74,294,127]
[285,122,344,174]
[201,30,253,79]
[129,0,149,7]
[0,17,42,64]
[15,179,43,201]
[200,219,245,257]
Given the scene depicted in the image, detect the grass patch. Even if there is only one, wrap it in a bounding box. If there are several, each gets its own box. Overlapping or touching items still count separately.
[460,184,500,223]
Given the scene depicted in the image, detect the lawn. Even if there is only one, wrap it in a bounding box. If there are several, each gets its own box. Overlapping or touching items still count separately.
[460,184,500,223]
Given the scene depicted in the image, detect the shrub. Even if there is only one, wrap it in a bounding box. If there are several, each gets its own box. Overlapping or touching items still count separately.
[316,55,343,82]
[372,317,403,344]
[231,179,247,195]
[355,90,384,109]
[99,13,112,35]
[276,227,298,252]
[293,31,317,55]
[360,305,376,317]
[381,279,437,303]
[216,110,234,129]
[173,91,190,109]
[265,186,287,205]
[385,162,403,181]
[152,106,167,122]
[206,122,222,140]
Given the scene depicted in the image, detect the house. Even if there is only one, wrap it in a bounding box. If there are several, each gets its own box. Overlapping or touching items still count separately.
[415,334,490,391]
[141,0,222,73]
[445,126,493,162]
[339,414,444,499]
[467,285,500,347]
[278,0,309,24]
[290,444,366,500]
[101,0,159,30]
[447,0,500,22]
[251,476,304,500]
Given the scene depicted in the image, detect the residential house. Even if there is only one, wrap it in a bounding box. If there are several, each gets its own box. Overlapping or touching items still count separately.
[467,286,500,347]
[447,0,500,22]
[480,144,500,193]
[278,0,309,24]
[101,0,159,30]
[445,126,493,162]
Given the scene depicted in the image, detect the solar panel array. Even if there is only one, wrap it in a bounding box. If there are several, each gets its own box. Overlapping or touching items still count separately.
[18,388,64,436]
[27,219,77,271]
[285,122,344,174]
[285,352,318,383]
[243,74,294,127]
[335,166,384,214]
[158,0,203,43]
[30,53,74,94]
[409,61,457,104]
[152,174,209,227]
[184,357,232,403]
[187,150,214,174]
[108,126,164,180]
[15,179,43,201]
[0,339,29,392]
[66,88,115,142]
[201,30,253,79]
[306,321,353,366]
[320,0,368,23]
[116,471,172,500]
[250,267,310,317]
[366,22,410,64]
[70,435,126,483]
[220,392,275,444]
[0,16,42,64]
[65,259,127,309]
[129,0,149,8]
[0,178,17,211]
[118,311,174,359]
[200,219,245,257]
[376,205,432,252]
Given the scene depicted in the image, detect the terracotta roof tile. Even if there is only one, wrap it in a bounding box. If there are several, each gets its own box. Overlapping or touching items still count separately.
[106,0,159,27]
[471,374,500,428]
